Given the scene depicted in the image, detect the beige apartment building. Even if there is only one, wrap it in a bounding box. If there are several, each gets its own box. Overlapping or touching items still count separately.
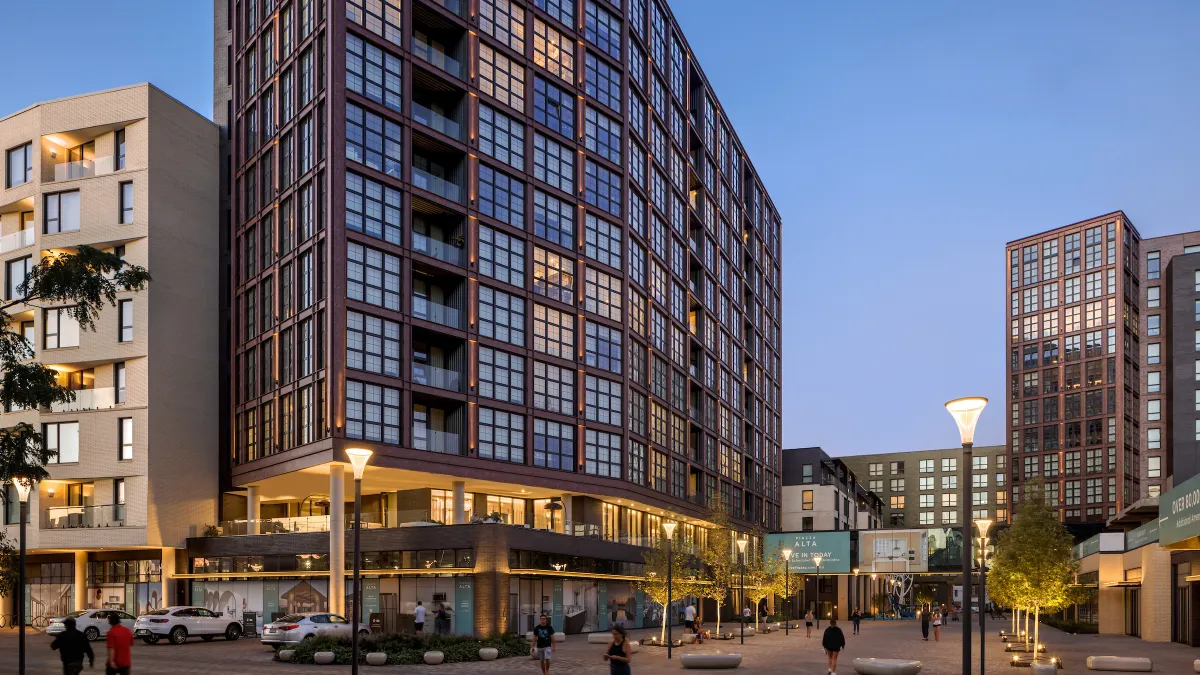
[0,84,219,622]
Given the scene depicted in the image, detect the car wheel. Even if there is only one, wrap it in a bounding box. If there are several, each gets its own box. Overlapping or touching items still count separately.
[225,623,242,641]
[84,626,100,641]
[201,635,215,641]
[359,629,370,636]
[142,636,159,645]
[302,634,315,641]
[169,626,188,645]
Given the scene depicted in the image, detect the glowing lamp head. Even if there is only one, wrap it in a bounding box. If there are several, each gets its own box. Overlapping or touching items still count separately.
[736,537,749,554]
[945,397,988,444]
[663,521,677,539]
[974,517,994,538]
[853,567,860,575]
[345,447,373,480]
[11,477,32,502]
[813,555,823,568]
[781,548,793,561]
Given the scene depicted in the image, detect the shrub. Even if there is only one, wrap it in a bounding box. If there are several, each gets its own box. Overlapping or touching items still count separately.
[1039,615,1098,634]
[278,632,529,665]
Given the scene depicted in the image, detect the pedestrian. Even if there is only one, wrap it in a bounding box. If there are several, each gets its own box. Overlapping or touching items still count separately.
[531,614,555,675]
[435,604,450,634]
[821,617,846,675]
[919,607,930,641]
[105,613,133,675]
[414,600,426,636]
[50,617,95,675]
[932,607,942,642]
[851,607,861,635]
[683,602,696,634]
[805,609,815,637]
[602,624,632,675]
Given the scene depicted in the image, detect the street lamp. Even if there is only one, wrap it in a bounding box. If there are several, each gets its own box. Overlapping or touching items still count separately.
[782,548,793,636]
[12,476,32,675]
[813,555,823,630]
[852,567,860,618]
[946,396,987,675]
[664,521,677,659]
[737,537,748,645]
[975,518,994,675]
[346,448,373,675]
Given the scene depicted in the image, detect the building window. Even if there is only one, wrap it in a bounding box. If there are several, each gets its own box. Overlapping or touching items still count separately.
[44,422,80,463]
[479,0,525,53]
[584,214,621,269]
[920,494,934,508]
[7,142,32,188]
[348,242,402,311]
[479,164,525,227]
[1147,315,1160,336]
[346,34,403,111]
[802,490,814,510]
[478,407,524,463]
[533,76,574,138]
[942,493,958,507]
[627,439,646,485]
[919,512,934,525]
[585,0,621,59]
[584,267,621,320]
[891,495,905,509]
[480,286,526,347]
[5,256,31,301]
[346,172,402,245]
[118,300,134,342]
[1147,399,1161,421]
[533,18,574,83]
[1148,371,1161,392]
[44,308,81,349]
[890,461,905,474]
[119,417,134,460]
[585,375,621,425]
[585,159,621,216]
[346,380,401,444]
[479,224,526,287]
[119,182,134,224]
[533,303,573,358]
[919,459,934,473]
[346,102,403,178]
[115,361,126,403]
[585,320,621,373]
[478,104,525,171]
[942,475,957,489]
[1148,456,1161,478]
[1148,343,1160,365]
[533,360,574,414]
[1149,428,1162,449]
[920,477,934,491]
[535,0,573,26]
[942,457,957,472]
[533,418,574,471]
[533,133,574,193]
[585,107,622,164]
[346,311,401,377]
[869,463,883,476]
[44,191,81,234]
[533,190,574,248]
[1147,251,1160,279]
[869,480,882,492]
[584,429,621,477]
[533,246,574,303]
[584,52,621,111]
[479,346,526,405]
[1148,286,1160,308]
[890,478,905,492]
[942,510,958,524]
[479,43,525,112]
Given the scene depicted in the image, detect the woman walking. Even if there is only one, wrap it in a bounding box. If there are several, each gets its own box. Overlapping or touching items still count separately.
[602,625,633,675]
[821,617,846,675]
[932,607,942,642]
[805,609,815,638]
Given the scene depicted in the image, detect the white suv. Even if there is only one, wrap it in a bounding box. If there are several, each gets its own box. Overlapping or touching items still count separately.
[134,606,243,645]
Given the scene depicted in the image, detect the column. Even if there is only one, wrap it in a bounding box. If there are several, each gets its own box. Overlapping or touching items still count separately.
[74,551,87,611]
[452,481,466,525]
[247,485,260,536]
[1140,544,1172,642]
[161,548,176,609]
[561,495,572,534]
[1097,554,1123,635]
[330,464,346,615]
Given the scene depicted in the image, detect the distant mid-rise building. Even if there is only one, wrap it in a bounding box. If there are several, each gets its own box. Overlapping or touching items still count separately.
[781,447,882,532]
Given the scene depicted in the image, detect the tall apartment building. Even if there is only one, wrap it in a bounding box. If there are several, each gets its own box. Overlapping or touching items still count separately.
[840,445,1009,528]
[1006,212,1140,525]
[781,447,882,532]
[208,0,783,635]
[0,84,220,621]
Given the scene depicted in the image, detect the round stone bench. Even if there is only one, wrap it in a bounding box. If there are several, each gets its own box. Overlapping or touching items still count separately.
[424,651,445,665]
[366,653,388,666]
[588,633,611,644]
[680,633,699,644]
[630,640,641,654]
[1086,656,1151,672]
[1194,659,1200,673]
[1029,663,1057,675]
[277,650,296,662]
[479,647,498,661]
[734,626,755,636]
[680,653,743,669]
[314,652,335,665]
[852,658,922,675]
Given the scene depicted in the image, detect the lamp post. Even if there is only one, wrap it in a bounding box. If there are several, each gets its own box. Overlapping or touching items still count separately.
[782,548,793,635]
[852,567,860,618]
[946,396,987,675]
[813,556,823,630]
[871,574,877,618]
[736,537,748,645]
[975,518,994,675]
[346,448,373,675]
[12,477,32,675]
[664,521,677,659]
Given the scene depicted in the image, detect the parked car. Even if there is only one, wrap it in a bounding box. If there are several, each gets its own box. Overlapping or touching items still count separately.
[261,612,368,646]
[133,606,242,645]
[47,610,137,641]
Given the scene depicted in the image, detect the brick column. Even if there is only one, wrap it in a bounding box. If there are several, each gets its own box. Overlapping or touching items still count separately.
[330,465,345,615]
[1139,544,1171,642]
[74,551,87,611]
[1097,554,1124,635]
[473,525,511,637]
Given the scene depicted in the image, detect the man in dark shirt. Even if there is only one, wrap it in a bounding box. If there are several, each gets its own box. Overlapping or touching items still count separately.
[532,614,555,675]
[106,613,134,675]
[920,607,930,641]
[50,617,95,675]
[821,617,846,675]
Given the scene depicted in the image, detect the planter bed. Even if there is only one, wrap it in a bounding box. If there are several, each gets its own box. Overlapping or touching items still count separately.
[275,633,529,666]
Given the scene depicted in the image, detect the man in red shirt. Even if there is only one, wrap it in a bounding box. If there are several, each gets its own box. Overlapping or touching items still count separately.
[105,613,134,675]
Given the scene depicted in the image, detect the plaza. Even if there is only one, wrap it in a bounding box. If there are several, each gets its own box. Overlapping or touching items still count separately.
[2,619,1193,674]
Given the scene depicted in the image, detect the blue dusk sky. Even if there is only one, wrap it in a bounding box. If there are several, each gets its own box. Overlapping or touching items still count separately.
[3,1,1198,455]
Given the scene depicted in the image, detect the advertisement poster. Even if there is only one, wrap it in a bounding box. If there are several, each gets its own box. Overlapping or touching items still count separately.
[860,530,929,573]
[597,583,609,631]
[455,578,473,636]
[552,580,564,632]
[765,532,851,573]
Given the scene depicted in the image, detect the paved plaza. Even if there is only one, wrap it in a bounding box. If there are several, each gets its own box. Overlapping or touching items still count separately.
[0,619,1194,673]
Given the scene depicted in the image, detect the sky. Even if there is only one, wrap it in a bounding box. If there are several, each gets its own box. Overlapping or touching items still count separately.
[3,1,1198,455]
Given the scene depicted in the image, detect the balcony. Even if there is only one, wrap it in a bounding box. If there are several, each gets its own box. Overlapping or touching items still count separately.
[412,362,462,392]
[205,514,394,536]
[43,504,124,529]
[413,427,462,454]
[412,101,464,142]
[53,155,114,182]
[413,231,466,266]
[427,0,463,17]
[0,228,34,254]
[412,166,461,203]
[412,296,462,328]
[50,387,118,413]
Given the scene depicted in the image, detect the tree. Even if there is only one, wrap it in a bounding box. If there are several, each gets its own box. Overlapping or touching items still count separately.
[915,587,936,611]
[743,531,786,631]
[636,530,695,643]
[0,531,16,598]
[697,499,735,633]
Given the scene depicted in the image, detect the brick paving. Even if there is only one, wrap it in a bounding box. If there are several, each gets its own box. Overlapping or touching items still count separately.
[1,619,1193,673]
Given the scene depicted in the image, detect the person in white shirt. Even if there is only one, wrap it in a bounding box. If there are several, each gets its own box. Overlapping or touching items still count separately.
[683,603,697,633]
[414,601,427,636]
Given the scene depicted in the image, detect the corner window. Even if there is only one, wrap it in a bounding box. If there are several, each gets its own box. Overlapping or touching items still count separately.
[6,142,32,188]
[44,191,81,234]
[5,255,32,301]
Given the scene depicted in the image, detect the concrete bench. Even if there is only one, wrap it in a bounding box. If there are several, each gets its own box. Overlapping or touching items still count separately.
[366,652,388,666]
[423,651,445,665]
[1194,659,1200,673]
[680,653,743,669]
[851,658,922,675]
[1030,663,1057,675]
[478,647,498,661]
[587,633,610,644]
[527,631,567,643]
[680,633,699,644]
[1086,656,1151,672]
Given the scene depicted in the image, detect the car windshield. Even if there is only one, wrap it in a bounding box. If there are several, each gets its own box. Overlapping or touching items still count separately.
[62,610,90,619]
[277,614,307,623]
[145,609,171,616]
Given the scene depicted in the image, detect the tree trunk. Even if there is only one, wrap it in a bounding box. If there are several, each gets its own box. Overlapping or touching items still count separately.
[661,603,668,643]
[1024,607,1030,650]
[1034,606,1040,660]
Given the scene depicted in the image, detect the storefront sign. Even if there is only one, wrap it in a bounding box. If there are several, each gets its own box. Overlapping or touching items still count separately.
[125,584,136,616]
[190,581,205,608]
[765,532,851,573]
[1160,472,1200,549]
[1075,536,1101,559]
[361,579,380,624]
[634,590,645,629]
[455,578,473,636]
[263,581,280,622]
[597,583,609,631]
[552,580,564,632]
[1125,520,1159,551]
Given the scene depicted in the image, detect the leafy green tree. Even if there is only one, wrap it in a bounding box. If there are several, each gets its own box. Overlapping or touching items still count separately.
[636,530,695,643]
[743,532,786,631]
[697,500,734,632]
[915,587,936,610]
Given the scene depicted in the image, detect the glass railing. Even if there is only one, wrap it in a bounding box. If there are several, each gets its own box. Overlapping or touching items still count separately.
[412,102,464,141]
[412,362,463,392]
[207,514,383,536]
[411,296,463,328]
[53,155,114,182]
[0,229,34,254]
[412,37,464,79]
[44,504,125,529]
[412,231,466,266]
[432,0,464,16]
[411,167,462,203]
[413,428,462,455]
[51,388,118,413]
